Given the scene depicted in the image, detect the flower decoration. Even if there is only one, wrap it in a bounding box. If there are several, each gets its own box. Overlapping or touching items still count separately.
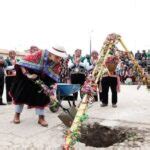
[81,75,97,98]
[35,79,59,108]
[104,33,121,45]
[63,113,89,149]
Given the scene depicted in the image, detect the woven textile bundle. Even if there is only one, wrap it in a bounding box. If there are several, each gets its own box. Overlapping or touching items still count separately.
[105,56,119,72]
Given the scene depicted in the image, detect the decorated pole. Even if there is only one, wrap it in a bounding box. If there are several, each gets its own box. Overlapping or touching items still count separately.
[63,33,121,149]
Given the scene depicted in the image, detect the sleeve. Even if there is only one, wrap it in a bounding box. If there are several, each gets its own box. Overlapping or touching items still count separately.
[68,58,75,69]
[4,60,8,68]
[84,58,94,71]
[78,57,88,69]
[79,61,86,68]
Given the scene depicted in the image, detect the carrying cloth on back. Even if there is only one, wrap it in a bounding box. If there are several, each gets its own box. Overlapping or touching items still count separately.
[17,50,61,82]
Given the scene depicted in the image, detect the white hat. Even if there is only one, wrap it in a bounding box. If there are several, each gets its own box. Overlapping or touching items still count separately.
[48,45,68,58]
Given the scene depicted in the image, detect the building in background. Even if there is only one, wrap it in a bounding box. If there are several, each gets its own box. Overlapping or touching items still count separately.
[0,49,25,58]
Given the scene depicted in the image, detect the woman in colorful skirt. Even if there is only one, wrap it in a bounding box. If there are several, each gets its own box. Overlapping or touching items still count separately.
[10,45,67,127]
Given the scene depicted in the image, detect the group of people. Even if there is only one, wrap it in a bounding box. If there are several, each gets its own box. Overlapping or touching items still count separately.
[0,45,121,127]
[68,49,99,104]
[135,50,149,68]
[68,49,120,108]
[116,49,150,84]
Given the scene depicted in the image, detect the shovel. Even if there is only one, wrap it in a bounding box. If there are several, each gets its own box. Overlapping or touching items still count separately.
[58,106,77,127]
[49,100,77,127]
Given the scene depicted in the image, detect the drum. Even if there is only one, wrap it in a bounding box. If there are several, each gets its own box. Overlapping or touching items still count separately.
[70,65,86,75]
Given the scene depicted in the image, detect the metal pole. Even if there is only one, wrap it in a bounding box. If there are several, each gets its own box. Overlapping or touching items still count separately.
[90,34,92,55]
[90,30,93,55]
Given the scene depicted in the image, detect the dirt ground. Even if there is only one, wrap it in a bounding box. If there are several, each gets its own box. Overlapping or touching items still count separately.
[0,85,150,150]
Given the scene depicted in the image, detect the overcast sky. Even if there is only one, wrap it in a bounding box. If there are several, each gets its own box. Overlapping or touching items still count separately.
[0,0,149,54]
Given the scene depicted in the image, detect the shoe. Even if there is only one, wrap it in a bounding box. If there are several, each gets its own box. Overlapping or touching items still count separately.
[13,113,20,124]
[112,104,117,108]
[100,103,108,107]
[38,115,48,127]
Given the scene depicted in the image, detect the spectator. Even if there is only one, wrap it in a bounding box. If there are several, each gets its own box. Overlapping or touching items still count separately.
[68,49,87,106]
[116,61,125,83]
[0,56,7,105]
[85,50,99,72]
[141,57,147,68]
[141,50,147,59]
[5,50,17,104]
[147,50,150,74]
[135,50,142,60]
[100,56,120,108]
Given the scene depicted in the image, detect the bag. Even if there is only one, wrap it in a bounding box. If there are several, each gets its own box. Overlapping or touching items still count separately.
[106,63,117,72]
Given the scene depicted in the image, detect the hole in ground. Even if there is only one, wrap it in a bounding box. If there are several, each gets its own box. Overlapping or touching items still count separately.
[80,122,136,148]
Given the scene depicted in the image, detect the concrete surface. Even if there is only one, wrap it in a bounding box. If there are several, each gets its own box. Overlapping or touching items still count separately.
[0,85,150,150]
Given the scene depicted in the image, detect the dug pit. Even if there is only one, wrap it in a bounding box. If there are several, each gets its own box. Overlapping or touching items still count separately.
[79,122,138,148]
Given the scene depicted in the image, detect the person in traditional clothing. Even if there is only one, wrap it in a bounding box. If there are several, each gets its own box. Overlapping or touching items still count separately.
[68,49,87,106]
[10,45,67,127]
[85,50,99,72]
[147,50,150,74]
[0,56,7,105]
[100,56,120,108]
[5,50,17,104]
[116,61,126,83]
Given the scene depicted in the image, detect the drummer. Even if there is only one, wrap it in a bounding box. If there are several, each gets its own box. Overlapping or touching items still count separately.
[68,49,87,105]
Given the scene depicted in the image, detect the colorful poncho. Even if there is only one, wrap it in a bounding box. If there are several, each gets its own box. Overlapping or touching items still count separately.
[17,50,61,82]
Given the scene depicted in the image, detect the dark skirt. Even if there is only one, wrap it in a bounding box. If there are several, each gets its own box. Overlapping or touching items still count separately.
[10,65,55,108]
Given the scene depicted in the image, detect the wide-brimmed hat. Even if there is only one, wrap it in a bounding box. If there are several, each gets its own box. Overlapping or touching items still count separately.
[48,45,68,58]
